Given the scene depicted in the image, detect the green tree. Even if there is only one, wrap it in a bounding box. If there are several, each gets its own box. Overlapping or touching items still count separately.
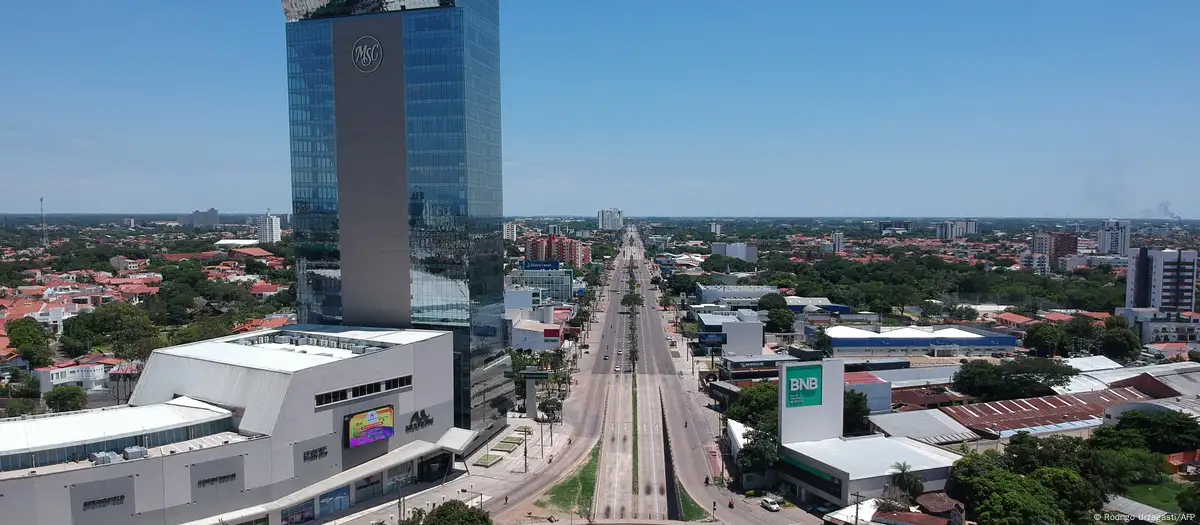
[951,358,1077,401]
[737,426,780,475]
[43,385,89,412]
[765,308,796,333]
[1088,426,1147,451]
[809,327,833,352]
[726,382,778,430]
[890,461,925,500]
[946,450,1008,508]
[1031,467,1104,524]
[975,480,1067,525]
[4,398,42,417]
[757,292,788,311]
[1098,326,1143,361]
[621,292,644,308]
[538,397,562,422]
[506,349,535,400]
[1116,409,1200,454]
[5,317,48,349]
[843,390,871,436]
[16,344,54,368]
[1023,323,1065,357]
[170,317,234,345]
[1177,483,1200,525]
[400,498,491,525]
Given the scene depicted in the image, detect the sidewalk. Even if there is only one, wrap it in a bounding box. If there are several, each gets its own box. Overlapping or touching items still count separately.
[332,417,576,525]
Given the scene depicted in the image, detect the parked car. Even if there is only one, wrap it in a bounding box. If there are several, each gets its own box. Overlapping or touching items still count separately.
[760,498,781,512]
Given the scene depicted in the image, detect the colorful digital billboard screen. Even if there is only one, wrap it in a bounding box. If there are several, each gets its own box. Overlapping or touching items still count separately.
[343,406,395,448]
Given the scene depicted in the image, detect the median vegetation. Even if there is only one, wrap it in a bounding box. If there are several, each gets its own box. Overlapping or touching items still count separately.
[542,444,602,517]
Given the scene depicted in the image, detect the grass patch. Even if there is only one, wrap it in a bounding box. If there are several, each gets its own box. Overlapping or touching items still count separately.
[491,442,519,453]
[677,478,708,521]
[501,436,525,445]
[1124,480,1186,514]
[473,454,503,467]
[632,376,639,494]
[516,425,534,434]
[544,444,602,517]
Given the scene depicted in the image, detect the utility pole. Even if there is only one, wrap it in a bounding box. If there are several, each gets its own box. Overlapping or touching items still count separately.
[851,491,866,525]
[524,432,529,472]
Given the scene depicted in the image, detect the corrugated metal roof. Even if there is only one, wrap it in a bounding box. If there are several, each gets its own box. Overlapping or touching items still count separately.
[868,409,979,445]
[1156,372,1200,397]
[1055,362,1200,394]
[939,387,1148,437]
[1063,355,1123,372]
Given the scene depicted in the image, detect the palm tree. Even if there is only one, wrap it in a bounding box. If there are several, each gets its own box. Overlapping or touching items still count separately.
[889,462,925,500]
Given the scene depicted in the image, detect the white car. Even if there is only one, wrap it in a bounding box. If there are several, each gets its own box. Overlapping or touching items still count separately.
[760,498,781,512]
[614,366,621,372]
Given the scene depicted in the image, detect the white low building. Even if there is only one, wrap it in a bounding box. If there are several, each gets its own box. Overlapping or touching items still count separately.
[0,325,471,525]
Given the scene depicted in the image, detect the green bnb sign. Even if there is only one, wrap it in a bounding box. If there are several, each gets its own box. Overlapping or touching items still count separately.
[785,364,823,408]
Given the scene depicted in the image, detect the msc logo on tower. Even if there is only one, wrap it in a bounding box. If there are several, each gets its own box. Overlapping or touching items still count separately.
[785,364,823,408]
[353,35,383,73]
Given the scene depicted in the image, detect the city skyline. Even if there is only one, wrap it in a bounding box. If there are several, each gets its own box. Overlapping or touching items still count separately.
[2,1,1199,217]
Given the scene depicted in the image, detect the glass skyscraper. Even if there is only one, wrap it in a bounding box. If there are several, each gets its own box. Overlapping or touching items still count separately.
[283,0,510,449]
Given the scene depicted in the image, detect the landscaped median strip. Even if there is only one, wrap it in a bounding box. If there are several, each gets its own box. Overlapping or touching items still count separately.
[676,478,708,521]
[538,443,602,517]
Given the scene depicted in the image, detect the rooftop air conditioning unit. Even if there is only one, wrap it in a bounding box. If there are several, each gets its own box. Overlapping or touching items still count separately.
[275,336,293,345]
[122,446,148,460]
[350,345,366,354]
[89,452,115,465]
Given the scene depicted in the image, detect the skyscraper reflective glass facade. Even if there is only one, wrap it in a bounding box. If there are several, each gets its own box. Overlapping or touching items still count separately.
[284,0,509,448]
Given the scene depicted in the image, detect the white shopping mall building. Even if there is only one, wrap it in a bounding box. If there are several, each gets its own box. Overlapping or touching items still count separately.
[0,325,475,525]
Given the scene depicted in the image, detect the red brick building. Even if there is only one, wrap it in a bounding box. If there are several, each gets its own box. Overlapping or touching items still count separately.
[522,235,592,267]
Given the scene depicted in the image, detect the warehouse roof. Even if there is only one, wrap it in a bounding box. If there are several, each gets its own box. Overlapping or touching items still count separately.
[1053,361,1200,395]
[826,326,984,339]
[868,409,979,445]
[1063,355,1123,372]
[0,397,229,456]
[940,387,1148,437]
[784,435,960,480]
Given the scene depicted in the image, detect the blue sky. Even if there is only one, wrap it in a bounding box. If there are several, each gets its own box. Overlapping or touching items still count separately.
[1,0,1197,218]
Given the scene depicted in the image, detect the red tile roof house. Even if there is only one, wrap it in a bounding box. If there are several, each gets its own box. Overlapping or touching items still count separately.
[250,282,288,299]
[230,247,273,259]
[994,312,1035,329]
[1040,312,1075,324]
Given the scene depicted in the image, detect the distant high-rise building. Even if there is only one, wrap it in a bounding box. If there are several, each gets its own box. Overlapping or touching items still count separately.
[935,220,977,240]
[178,208,220,228]
[522,235,592,267]
[1127,248,1198,312]
[256,212,283,244]
[1048,232,1079,264]
[1032,232,1052,255]
[710,222,722,235]
[546,224,562,236]
[831,232,844,254]
[711,242,757,263]
[597,208,624,231]
[503,222,519,241]
[877,219,912,234]
[123,218,136,228]
[284,0,509,448]
[1098,220,1132,256]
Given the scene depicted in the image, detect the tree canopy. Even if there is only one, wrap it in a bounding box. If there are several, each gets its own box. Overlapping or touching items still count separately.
[951,358,1078,402]
[1115,409,1200,454]
[44,385,89,413]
